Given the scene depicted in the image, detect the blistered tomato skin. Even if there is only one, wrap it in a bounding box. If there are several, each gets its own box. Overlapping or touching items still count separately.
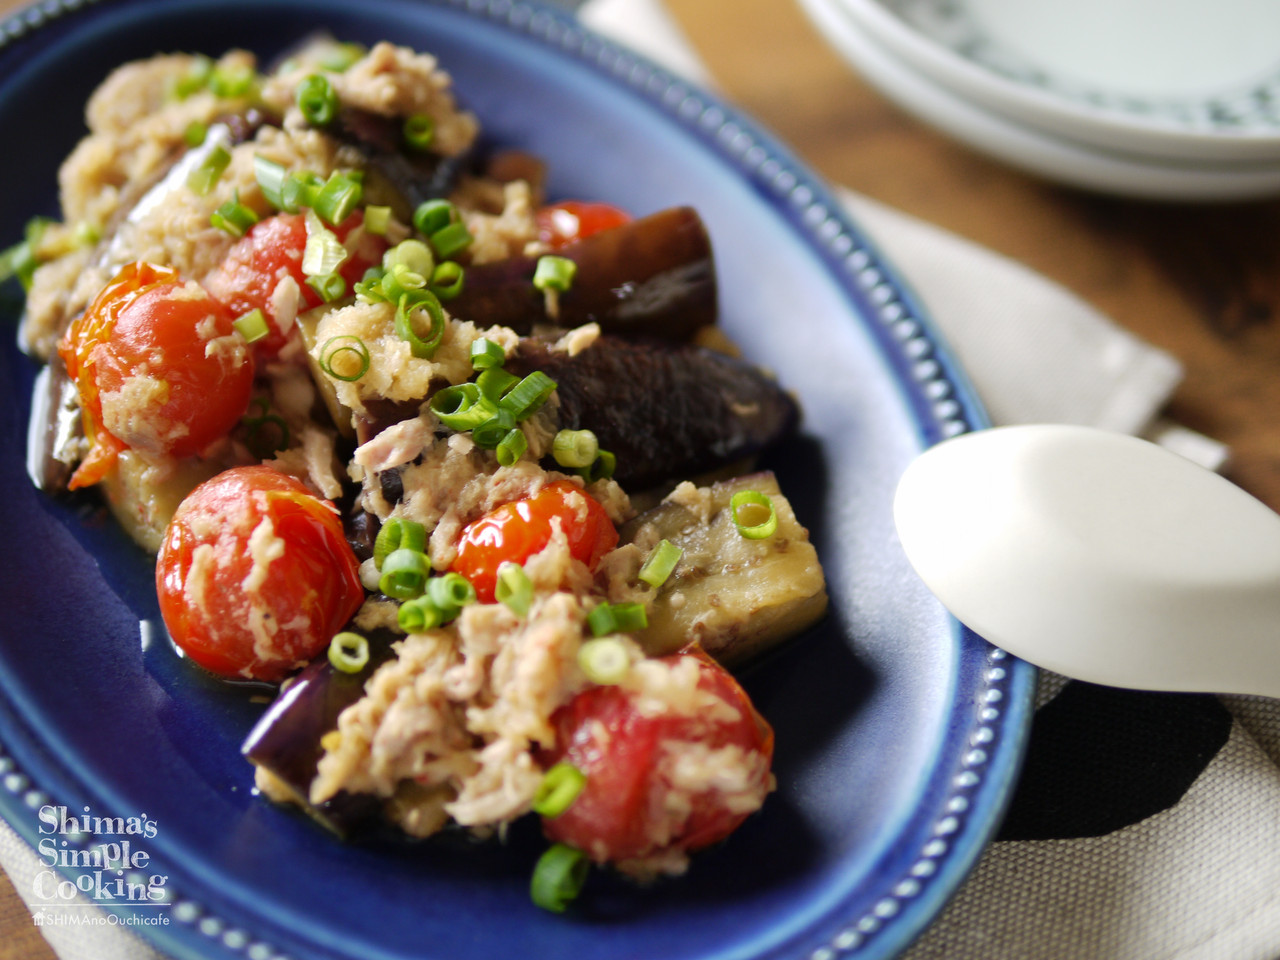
[204,210,387,358]
[451,480,619,603]
[541,650,774,865]
[59,261,254,488]
[155,466,365,682]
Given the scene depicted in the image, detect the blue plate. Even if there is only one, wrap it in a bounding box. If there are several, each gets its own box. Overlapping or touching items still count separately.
[0,1,1033,958]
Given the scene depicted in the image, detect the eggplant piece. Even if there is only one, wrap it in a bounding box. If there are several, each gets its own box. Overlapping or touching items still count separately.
[448,206,716,342]
[508,335,798,491]
[26,356,83,494]
[333,107,469,213]
[241,628,397,835]
[621,472,827,667]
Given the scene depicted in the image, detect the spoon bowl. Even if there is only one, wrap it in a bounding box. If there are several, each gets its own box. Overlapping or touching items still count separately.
[893,424,1280,698]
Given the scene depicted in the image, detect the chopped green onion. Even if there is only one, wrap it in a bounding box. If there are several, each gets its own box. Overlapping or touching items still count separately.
[317,41,366,72]
[430,260,465,300]
[186,143,231,196]
[233,308,269,344]
[302,209,350,276]
[470,408,516,449]
[730,489,778,539]
[587,602,647,638]
[552,429,598,470]
[318,334,370,382]
[429,220,473,259]
[363,204,391,236]
[475,366,518,402]
[530,843,588,914]
[282,170,325,213]
[383,239,434,281]
[307,272,347,303]
[395,289,446,359]
[469,337,505,371]
[72,220,100,248]
[397,596,444,633]
[638,539,682,588]
[429,571,477,611]
[253,155,288,209]
[172,55,213,99]
[373,517,426,568]
[495,561,533,616]
[413,199,455,237]
[533,255,576,293]
[500,371,557,420]
[577,636,632,685]
[328,631,369,673]
[210,191,259,236]
[532,763,586,819]
[402,113,435,150]
[208,63,257,98]
[183,120,208,147]
[429,383,495,431]
[297,73,339,126]
[314,170,363,226]
[496,428,528,467]
[579,448,616,483]
[1,234,38,291]
[354,265,387,303]
[379,548,430,600]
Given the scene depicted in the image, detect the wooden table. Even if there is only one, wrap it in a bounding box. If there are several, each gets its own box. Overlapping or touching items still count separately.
[3,0,1280,957]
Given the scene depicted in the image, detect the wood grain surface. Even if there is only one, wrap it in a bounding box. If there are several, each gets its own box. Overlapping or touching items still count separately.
[3,0,1279,957]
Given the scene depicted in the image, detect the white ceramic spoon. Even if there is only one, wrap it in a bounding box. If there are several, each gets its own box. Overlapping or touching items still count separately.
[893,424,1280,697]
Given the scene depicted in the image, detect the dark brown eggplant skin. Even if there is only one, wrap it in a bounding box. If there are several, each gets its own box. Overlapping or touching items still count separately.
[333,107,470,213]
[241,628,397,835]
[509,335,798,491]
[448,206,716,342]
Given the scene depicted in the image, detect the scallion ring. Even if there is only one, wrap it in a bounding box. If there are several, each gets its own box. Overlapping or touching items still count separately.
[233,308,269,344]
[314,170,363,227]
[186,143,231,196]
[495,561,533,616]
[319,335,370,382]
[638,539,682,588]
[495,428,528,467]
[208,63,257,98]
[412,198,455,237]
[532,254,577,293]
[379,548,430,600]
[395,288,446,359]
[475,366,518,402]
[730,489,778,540]
[552,429,598,470]
[532,763,586,819]
[403,113,435,150]
[469,337,505,371]
[282,170,324,213]
[499,371,557,421]
[430,261,465,300]
[363,205,391,236]
[427,572,477,616]
[530,843,588,914]
[397,596,444,633]
[429,220,473,260]
[328,631,369,674]
[373,517,426,569]
[210,191,260,237]
[297,73,339,126]
[579,449,616,483]
[470,408,516,449]
[384,238,434,281]
[577,636,631,685]
[428,383,495,432]
[307,272,347,303]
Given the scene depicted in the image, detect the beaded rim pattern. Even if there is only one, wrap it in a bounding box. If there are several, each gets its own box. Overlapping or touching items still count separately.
[0,1,1028,958]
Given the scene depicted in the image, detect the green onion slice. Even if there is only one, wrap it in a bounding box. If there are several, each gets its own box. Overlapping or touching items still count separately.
[173,55,213,99]
[209,63,257,98]
[530,843,588,914]
[282,170,324,213]
[210,191,260,237]
[430,261,465,300]
[186,143,231,196]
[475,366,518,402]
[302,209,350,276]
[428,572,477,614]
[328,631,370,673]
[638,539,682,588]
[579,448,616,483]
[379,547,430,600]
[307,272,347,303]
[318,41,367,72]
[313,171,363,226]
[469,337,505,371]
[429,220,473,260]
[319,335,370,382]
[730,489,778,539]
[495,561,533,616]
[383,239,434,282]
[578,636,631,685]
[297,73,339,126]
[373,517,427,570]
[232,308,269,344]
[429,383,495,432]
[363,205,392,236]
[470,408,516,449]
[395,289,446,359]
[253,155,288,209]
[552,429,598,470]
[397,596,443,633]
[533,254,577,293]
[495,428,528,467]
[183,121,208,147]
[413,198,455,237]
[532,763,586,819]
[403,113,435,150]
[500,371,556,421]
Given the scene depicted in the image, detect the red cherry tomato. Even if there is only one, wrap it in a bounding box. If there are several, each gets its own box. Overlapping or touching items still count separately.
[59,261,255,489]
[541,649,774,864]
[155,465,365,682]
[535,201,632,250]
[204,210,387,357]
[451,480,619,603]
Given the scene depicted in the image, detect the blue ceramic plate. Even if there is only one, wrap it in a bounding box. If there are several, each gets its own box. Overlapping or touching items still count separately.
[0,2,1033,958]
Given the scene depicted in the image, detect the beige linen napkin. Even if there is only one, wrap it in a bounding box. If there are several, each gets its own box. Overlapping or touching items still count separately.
[0,0,1247,958]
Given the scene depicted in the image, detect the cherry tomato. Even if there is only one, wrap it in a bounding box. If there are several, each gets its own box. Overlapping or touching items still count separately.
[535,201,632,250]
[541,649,774,864]
[59,261,255,489]
[451,480,619,603]
[155,465,365,682]
[204,210,387,357]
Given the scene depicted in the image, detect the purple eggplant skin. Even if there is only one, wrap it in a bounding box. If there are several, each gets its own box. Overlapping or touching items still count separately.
[241,628,396,836]
[509,335,799,491]
[448,206,717,342]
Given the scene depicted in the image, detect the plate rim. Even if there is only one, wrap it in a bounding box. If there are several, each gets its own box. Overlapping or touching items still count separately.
[0,1,1035,959]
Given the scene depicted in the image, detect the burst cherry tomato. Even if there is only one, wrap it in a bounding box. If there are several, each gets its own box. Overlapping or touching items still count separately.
[204,210,387,357]
[451,480,618,603]
[155,465,365,682]
[535,201,632,250]
[541,649,774,865]
[59,261,255,489]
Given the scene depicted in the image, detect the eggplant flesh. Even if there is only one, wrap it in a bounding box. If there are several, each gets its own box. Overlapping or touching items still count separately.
[448,206,716,342]
[509,335,798,492]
